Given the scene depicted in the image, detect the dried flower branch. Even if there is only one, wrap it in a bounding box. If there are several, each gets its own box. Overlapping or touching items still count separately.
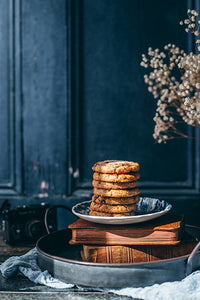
[141,9,200,143]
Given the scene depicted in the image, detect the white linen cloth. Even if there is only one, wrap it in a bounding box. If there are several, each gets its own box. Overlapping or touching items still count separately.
[1,248,200,300]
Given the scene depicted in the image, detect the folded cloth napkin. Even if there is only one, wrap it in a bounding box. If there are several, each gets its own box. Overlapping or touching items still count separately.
[1,248,200,300]
[0,248,73,289]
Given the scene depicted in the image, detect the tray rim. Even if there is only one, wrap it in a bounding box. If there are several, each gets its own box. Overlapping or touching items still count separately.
[36,224,200,267]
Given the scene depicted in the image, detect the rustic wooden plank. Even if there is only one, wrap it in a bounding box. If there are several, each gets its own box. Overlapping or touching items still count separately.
[0,232,31,262]
[22,0,68,196]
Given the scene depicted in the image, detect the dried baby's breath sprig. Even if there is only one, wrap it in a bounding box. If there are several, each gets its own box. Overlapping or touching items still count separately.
[180,9,200,50]
[141,9,200,143]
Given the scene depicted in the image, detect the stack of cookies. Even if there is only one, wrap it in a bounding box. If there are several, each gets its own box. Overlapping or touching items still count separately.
[89,160,140,217]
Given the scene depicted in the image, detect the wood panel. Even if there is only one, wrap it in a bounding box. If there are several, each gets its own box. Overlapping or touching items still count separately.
[0,0,22,195]
[71,0,200,199]
[22,0,69,197]
[0,0,199,227]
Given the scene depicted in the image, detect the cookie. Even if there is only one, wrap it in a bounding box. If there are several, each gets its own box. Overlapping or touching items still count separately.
[92,180,138,190]
[90,201,137,213]
[92,195,139,205]
[92,160,140,174]
[93,187,140,198]
[93,172,140,183]
[89,210,136,217]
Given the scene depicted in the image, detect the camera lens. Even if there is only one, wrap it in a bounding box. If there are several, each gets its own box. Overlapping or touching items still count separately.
[25,219,45,241]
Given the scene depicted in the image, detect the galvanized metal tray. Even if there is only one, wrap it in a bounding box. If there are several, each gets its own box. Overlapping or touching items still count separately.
[36,225,200,288]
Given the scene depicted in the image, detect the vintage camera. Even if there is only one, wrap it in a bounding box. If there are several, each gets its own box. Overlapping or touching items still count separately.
[2,203,57,245]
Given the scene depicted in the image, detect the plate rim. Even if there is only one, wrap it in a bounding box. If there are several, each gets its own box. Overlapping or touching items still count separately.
[72,198,172,221]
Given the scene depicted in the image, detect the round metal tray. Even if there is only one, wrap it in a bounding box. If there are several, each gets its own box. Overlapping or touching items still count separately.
[36,225,200,288]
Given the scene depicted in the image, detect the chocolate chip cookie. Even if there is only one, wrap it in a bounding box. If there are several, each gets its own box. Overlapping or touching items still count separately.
[92,180,138,190]
[93,187,140,197]
[93,172,140,182]
[92,160,140,174]
[89,210,136,217]
[90,201,137,213]
[92,195,139,205]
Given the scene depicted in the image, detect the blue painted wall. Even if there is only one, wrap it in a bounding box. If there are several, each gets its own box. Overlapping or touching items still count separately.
[0,0,199,226]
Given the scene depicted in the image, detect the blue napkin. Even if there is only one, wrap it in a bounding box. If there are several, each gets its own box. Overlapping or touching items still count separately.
[1,248,200,299]
[0,248,73,289]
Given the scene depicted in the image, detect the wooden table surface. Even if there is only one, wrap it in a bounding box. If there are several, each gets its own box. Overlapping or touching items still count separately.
[0,232,135,300]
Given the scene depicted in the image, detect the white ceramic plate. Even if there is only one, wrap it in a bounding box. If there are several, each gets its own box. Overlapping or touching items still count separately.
[72,197,172,225]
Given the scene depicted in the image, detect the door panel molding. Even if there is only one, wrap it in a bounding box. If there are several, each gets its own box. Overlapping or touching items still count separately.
[0,0,22,195]
[70,0,200,198]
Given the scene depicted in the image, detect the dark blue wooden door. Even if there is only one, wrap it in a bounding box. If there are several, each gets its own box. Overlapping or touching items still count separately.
[0,0,199,226]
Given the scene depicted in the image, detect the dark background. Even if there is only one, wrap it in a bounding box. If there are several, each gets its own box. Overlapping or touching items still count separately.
[0,0,200,226]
